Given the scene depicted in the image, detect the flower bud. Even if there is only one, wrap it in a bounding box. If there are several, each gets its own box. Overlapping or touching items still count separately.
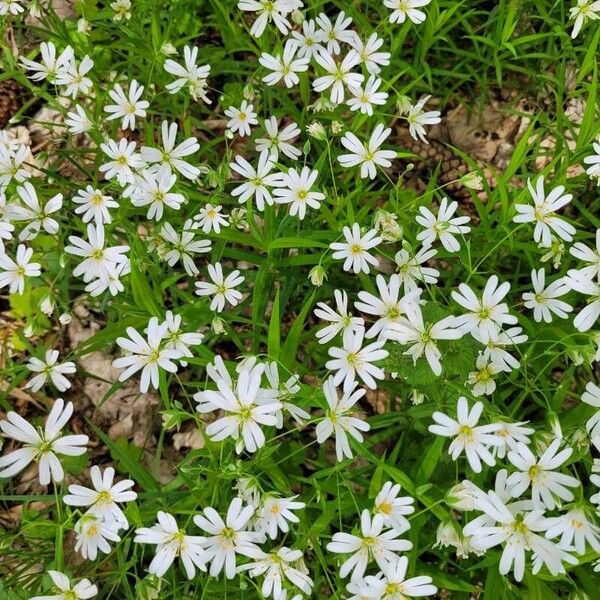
[396,95,412,115]
[309,265,326,286]
[307,121,327,141]
[212,316,226,334]
[59,312,72,325]
[160,42,177,56]
[410,389,425,405]
[291,9,304,25]
[330,121,343,135]
[446,481,479,511]
[243,84,256,102]
[461,172,484,191]
[39,294,54,316]
[77,19,91,34]
[374,209,403,242]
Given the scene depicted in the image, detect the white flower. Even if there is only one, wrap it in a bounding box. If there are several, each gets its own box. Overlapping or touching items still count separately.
[112,317,180,393]
[25,349,76,392]
[240,547,313,599]
[195,262,245,312]
[104,80,149,131]
[315,11,355,54]
[545,508,600,554]
[127,167,185,221]
[338,124,396,179]
[65,104,93,134]
[290,18,325,58]
[313,49,363,104]
[464,492,576,581]
[0,244,41,295]
[259,41,310,88]
[451,275,517,342]
[134,511,207,579]
[570,0,600,38]
[326,328,388,391]
[111,0,131,20]
[0,220,14,252]
[387,306,462,376]
[467,355,501,397]
[238,0,291,37]
[384,0,431,24]
[0,143,31,186]
[20,42,73,83]
[72,186,118,225]
[8,181,62,241]
[193,498,264,579]
[164,45,211,102]
[330,223,382,274]
[348,33,390,75]
[0,398,88,485]
[394,246,439,291]
[361,556,437,598]
[224,100,258,137]
[55,55,94,99]
[74,513,121,560]
[493,421,534,459]
[565,270,600,332]
[522,269,572,323]
[569,228,600,280]
[85,260,130,297]
[474,326,527,372]
[99,138,144,186]
[428,397,502,473]
[64,465,136,528]
[513,177,576,246]
[230,151,283,211]
[326,509,412,580]
[373,482,415,533]
[0,0,25,16]
[195,203,229,234]
[583,140,600,178]
[582,381,600,446]
[255,117,301,161]
[159,220,211,277]
[404,95,441,144]
[354,275,418,340]
[273,166,325,219]
[141,120,200,180]
[316,377,369,462]
[314,289,364,344]
[416,197,470,252]
[257,495,305,539]
[64,224,129,282]
[263,361,309,427]
[163,310,204,366]
[347,76,388,116]
[30,570,97,600]
[506,439,580,509]
[199,361,281,452]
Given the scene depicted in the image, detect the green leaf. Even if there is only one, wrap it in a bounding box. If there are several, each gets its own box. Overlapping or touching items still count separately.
[90,423,160,492]
[268,289,281,360]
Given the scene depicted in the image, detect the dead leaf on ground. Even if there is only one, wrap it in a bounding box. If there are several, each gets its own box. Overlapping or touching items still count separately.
[68,303,160,448]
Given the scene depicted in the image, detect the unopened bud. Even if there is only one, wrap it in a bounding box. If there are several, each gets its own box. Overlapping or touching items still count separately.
[309,265,326,286]
[39,294,54,316]
[307,121,327,141]
[461,172,484,191]
[212,316,226,334]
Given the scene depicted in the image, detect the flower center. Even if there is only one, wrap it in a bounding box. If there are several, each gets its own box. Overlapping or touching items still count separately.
[528,465,541,481]
[378,500,393,515]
